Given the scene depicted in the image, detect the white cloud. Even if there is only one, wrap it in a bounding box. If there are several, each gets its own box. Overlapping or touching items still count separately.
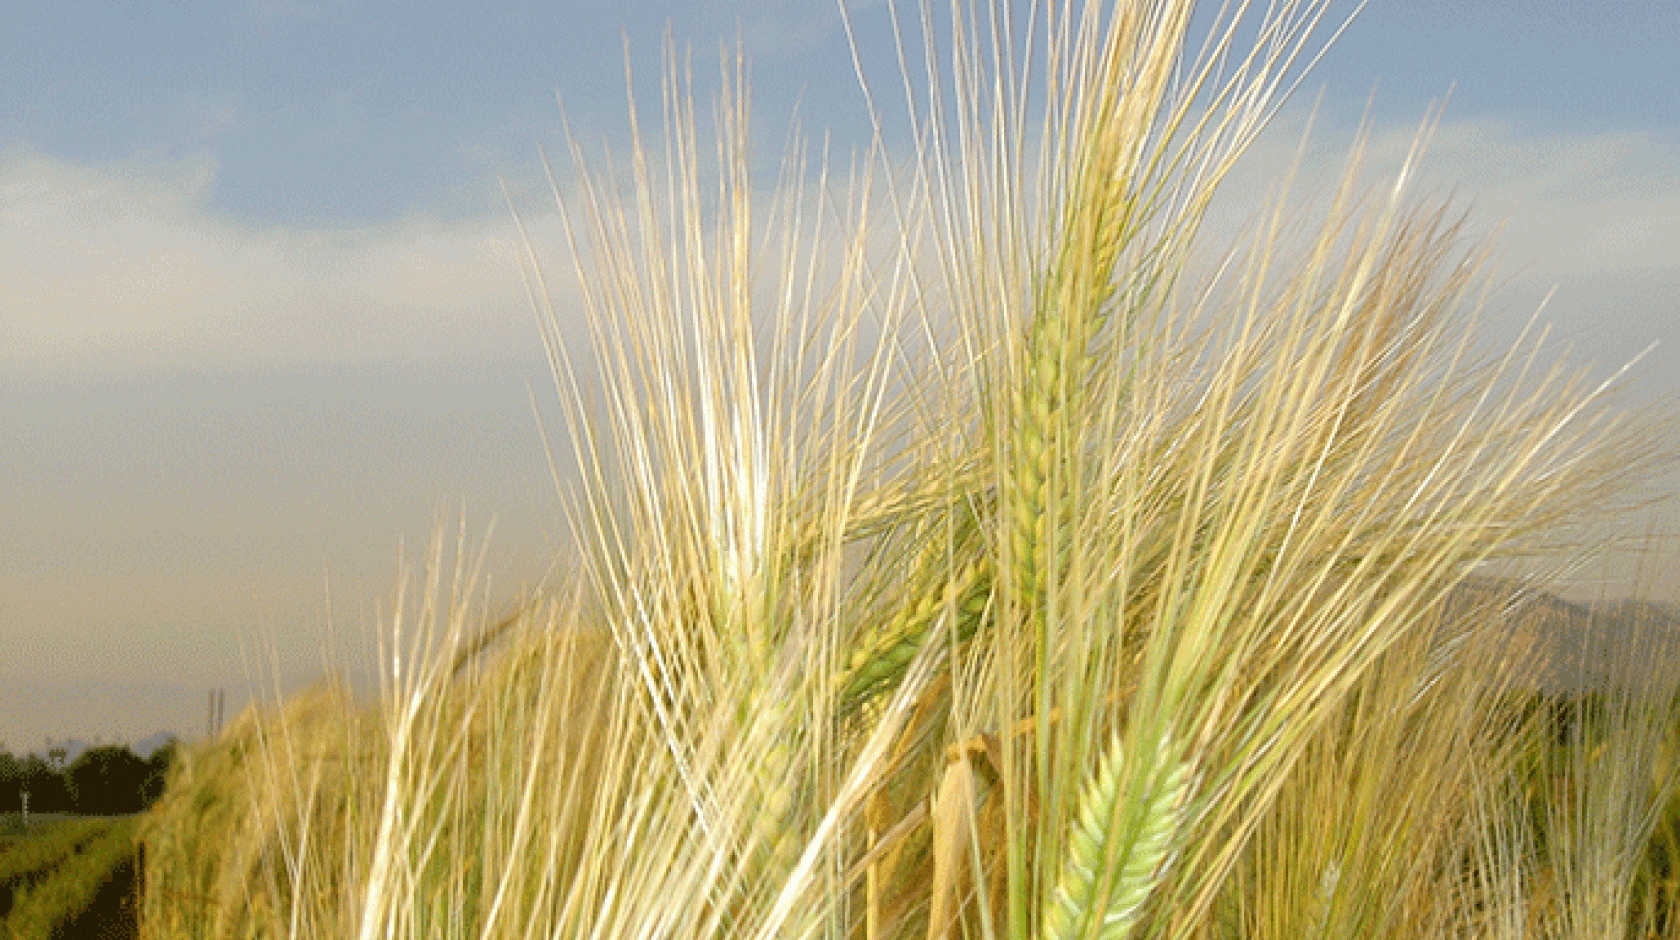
[0,146,574,378]
[1192,112,1678,399]
[1213,113,1680,283]
[2,114,1673,385]
[1408,121,1680,282]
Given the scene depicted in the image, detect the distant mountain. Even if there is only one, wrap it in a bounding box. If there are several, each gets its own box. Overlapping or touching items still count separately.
[1442,577,1680,695]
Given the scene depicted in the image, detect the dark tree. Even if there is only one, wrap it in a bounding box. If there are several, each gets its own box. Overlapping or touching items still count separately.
[67,745,151,815]
[15,755,74,813]
[0,751,20,813]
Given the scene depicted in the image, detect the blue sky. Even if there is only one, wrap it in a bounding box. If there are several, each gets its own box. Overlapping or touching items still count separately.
[3,0,1677,752]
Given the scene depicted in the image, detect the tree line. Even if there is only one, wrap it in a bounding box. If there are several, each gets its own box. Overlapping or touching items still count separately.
[0,743,176,816]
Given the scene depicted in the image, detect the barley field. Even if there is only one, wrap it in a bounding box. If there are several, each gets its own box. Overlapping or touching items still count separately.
[135,2,1678,939]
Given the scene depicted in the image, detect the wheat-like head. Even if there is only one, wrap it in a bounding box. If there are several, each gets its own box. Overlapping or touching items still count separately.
[1043,731,1194,940]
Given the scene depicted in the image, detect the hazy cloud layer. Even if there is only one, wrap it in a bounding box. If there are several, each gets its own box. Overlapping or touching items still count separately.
[6,118,1676,376]
[2,145,558,378]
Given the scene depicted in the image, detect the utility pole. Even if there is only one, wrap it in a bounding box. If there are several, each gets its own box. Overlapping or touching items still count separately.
[207,688,225,740]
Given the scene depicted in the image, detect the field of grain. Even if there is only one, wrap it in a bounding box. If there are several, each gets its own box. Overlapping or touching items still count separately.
[128,1,1678,939]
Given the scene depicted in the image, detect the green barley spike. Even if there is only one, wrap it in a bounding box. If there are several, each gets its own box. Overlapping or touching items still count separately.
[835,552,991,715]
[1043,733,1192,940]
